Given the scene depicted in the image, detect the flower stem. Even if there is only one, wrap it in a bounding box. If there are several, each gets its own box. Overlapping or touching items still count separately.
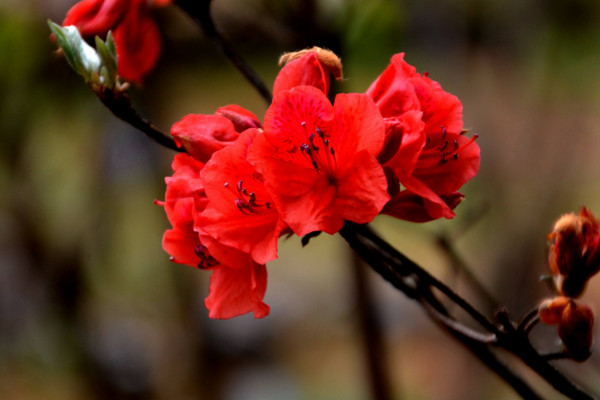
[96,86,181,152]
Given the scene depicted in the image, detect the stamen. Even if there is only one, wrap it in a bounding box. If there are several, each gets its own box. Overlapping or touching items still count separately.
[195,244,219,269]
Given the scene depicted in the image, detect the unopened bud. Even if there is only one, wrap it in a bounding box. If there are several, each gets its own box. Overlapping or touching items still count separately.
[547,206,600,297]
[279,47,343,81]
[273,47,343,97]
[48,20,118,89]
[558,301,594,362]
[539,296,570,325]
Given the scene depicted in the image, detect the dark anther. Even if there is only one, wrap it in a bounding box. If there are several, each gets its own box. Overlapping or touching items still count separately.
[316,127,325,139]
[224,182,229,188]
[454,140,459,151]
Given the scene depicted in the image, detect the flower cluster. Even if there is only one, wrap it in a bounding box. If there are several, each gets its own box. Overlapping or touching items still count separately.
[159,48,480,319]
[538,206,600,360]
[61,0,171,83]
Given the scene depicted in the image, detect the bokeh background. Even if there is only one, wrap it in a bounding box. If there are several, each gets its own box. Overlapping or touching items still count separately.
[3,0,600,399]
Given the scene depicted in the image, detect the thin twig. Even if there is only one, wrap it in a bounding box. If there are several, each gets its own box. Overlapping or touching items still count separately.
[340,221,598,400]
[435,231,500,310]
[338,222,543,399]
[351,223,500,335]
[174,0,273,104]
[96,86,181,152]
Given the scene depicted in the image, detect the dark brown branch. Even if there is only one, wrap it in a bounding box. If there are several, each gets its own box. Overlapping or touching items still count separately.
[174,0,273,104]
[96,86,181,152]
[339,221,598,400]
[420,300,544,400]
[435,231,500,310]
[495,309,595,400]
[351,254,394,400]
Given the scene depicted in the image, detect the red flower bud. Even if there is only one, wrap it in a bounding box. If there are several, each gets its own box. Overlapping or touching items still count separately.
[548,206,600,297]
[539,296,570,326]
[274,47,343,97]
[558,301,594,362]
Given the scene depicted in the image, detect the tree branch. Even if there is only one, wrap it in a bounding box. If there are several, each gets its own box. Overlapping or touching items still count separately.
[339,221,598,400]
[96,86,181,152]
[174,0,273,104]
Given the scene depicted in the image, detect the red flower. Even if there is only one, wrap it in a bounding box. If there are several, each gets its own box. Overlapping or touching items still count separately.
[159,152,269,319]
[62,0,171,83]
[200,129,287,264]
[367,53,480,222]
[248,85,389,236]
[171,105,262,163]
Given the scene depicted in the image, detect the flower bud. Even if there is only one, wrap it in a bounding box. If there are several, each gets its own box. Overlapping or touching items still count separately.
[273,47,343,97]
[558,301,594,362]
[548,206,600,297]
[539,296,570,325]
[48,20,118,89]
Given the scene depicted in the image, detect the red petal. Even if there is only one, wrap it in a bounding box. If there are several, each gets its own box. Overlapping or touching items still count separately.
[216,105,262,132]
[204,263,270,319]
[200,130,284,264]
[335,150,390,224]
[112,0,161,83]
[162,227,202,266]
[366,53,421,118]
[330,92,386,161]
[380,110,425,167]
[171,114,240,163]
[62,0,129,36]
[273,52,330,97]
[414,134,480,194]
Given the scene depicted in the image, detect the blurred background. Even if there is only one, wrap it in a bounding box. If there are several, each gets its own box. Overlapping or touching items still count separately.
[3,0,600,398]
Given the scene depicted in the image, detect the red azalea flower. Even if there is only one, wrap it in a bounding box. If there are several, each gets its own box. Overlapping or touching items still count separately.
[367,53,480,222]
[160,152,269,319]
[200,129,287,265]
[62,0,171,83]
[171,105,262,163]
[248,85,389,236]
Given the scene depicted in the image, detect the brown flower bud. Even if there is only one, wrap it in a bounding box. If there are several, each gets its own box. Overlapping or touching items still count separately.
[279,47,343,81]
[558,301,594,362]
[548,206,600,297]
[539,296,570,325]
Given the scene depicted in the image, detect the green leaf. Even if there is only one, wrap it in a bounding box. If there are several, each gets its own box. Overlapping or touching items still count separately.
[47,19,102,83]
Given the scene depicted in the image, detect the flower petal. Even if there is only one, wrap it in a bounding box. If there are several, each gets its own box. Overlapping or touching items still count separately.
[205,263,270,319]
[112,0,161,83]
[171,114,240,163]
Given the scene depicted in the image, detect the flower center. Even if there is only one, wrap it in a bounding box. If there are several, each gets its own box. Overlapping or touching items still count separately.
[420,126,478,168]
[299,122,337,176]
[224,180,271,214]
[194,244,219,269]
